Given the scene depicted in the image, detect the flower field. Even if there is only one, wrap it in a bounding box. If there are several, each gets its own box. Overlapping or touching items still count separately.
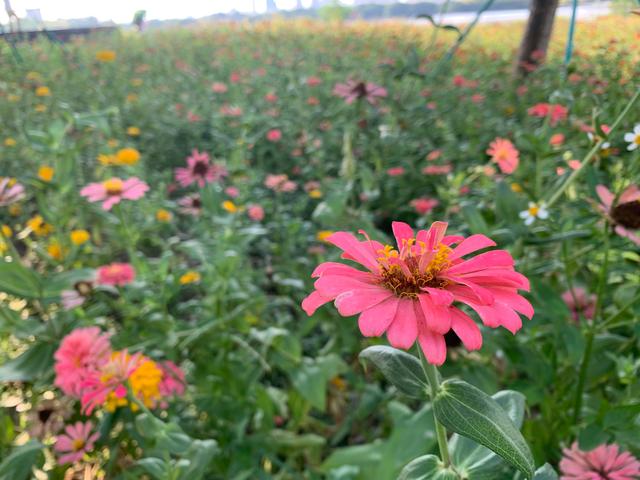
[0,14,639,480]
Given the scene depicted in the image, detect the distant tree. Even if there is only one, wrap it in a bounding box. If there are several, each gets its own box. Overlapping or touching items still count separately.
[514,0,559,75]
[3,0,21,33]
[133,10,146,31]
[318,1,352,21]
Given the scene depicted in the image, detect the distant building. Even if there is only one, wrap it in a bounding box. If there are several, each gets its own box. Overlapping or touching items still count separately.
[25,8,42,22]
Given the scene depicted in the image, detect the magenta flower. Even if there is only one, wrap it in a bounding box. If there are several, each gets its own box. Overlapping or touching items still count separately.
[333,80,387,105]
[159,361,186,397]
[54,327,111,398]
[0,177,25,206]
[266,129,282,142]
[560,442,640,480]
[302,221,532,365]
[54,421,100,464]
[97,263,135,286]
[596,184,640,246]
[174,149,227,188]
[562,287,596,322]
[80,177,148,211]
[411,198,439,215]
[527,103,568,126]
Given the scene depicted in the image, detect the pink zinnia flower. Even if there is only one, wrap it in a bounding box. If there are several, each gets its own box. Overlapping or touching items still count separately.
[560,442,640,480]
[427,150,442,162]
[411,198,439,215]
[266,129,282,142]
[306,76,322,86]
[81,350,141,414]
[225,186,240,198]
[265,174,297,193]
[595,184,640,246]
[174,149,227,188]
[80,177,148,211]
[0,177,25,206]
[54,421,100,464]
[97,262,136,286]
[158,361,186,397]
[211,82,228,93]
[54,327,112,397]
[387,167,405,177]
[550,133,565,147]
[247,204,265,221]
[486,138,520,174]
[302,221,532,365]
[561,287,596,322]
[422,165,452,175]
[333,80,387,105]
[528,103,568,126]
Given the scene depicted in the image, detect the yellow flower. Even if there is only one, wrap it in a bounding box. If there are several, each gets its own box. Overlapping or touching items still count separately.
[95,50,116,62]
[131,78,144,87]
[70,229,90,245]
[38,165,54,182]
[27,215,54,236]
[26,71,41,81]
[316,230,334,242]
[2,225,12,237]
[7,94,20,102]
[47,241,65,260]
[35,86,51,97]
[4,138,16,147]
[127,126,141,136]
[115,148,140,166]
[222,200,238,213]
[105,392,129,412]
[156,209,172,222]
[8,204,21,216]
[35,104,47,113]
[129,359,163,408]
[107,139,119,148]
[308,189,322,199]
[98,153,116,165]
[126,93,139,103]
[179,271,201,285]
[511,183,523,193]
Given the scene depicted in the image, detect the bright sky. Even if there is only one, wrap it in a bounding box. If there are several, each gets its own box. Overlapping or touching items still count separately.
[3,0,353,23]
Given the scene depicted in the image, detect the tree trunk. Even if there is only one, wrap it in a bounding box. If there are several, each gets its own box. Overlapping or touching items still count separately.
[514,0,560,76]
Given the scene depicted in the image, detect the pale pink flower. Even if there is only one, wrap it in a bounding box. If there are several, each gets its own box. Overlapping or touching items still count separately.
[422,165,452,175]
[562,287,596,322]
[486,138,520,174]
[61,290,85,310]
[220,105,243,117]
[560,442,640,480]
[97,263,135,286]
[387,167,405,177]
[54,421,100,464]
[54,327,111,398]
[174,149,227,188]
[80,177,148,211]
[211,82,228,93]
[411,198,439,215]
[267,129,282,142]
[302,221,532,365]
[265,174,297,193]
[186,111,201,123]
[427,150,442,162]
[333,80,387,105]
[264,92,278,103]
[178,193,202,216]
[225,186,240,198]
[596,184,640,246]
[0,177,25,206]
[158,361,186,397]
[306,76,322,86]
[247,204,265,221]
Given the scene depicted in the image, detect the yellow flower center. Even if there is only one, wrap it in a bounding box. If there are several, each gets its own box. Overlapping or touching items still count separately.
[528,206,540,217]
[378,241,452,298]
[72,439,85,451]
[634,134,640,145]
[103,178,124,195]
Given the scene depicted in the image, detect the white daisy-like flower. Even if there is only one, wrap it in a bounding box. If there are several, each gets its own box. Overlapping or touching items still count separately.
[624,124,640,151]
[519,201,549,226]
[587,132,610,150]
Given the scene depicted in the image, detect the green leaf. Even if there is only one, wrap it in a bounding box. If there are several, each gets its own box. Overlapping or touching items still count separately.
[178,439,218,480]
[0,441,44,480]
[533,464,558,480]
[434,380,534,478]
[41,268,95,300]
[451,390,526,478]
[137,457,168,479]
[398,455,460,480]
[0,342,56,382]
[291,354,347,411]
[359,346,427,399]
[0,260,42,299]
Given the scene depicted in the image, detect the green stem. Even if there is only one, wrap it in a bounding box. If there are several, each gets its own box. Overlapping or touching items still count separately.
[419,350,451,467]
[547,87,640,209]
[598,292,640,331]
[572,223,610,425]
